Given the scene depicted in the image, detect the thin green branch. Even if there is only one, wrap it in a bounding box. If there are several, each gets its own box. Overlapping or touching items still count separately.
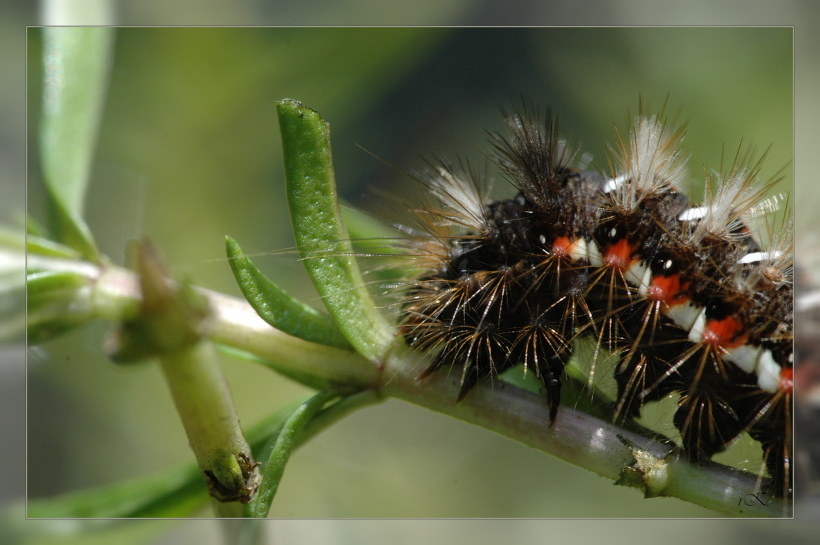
[25,252,787,517]
[110,240,260,512]
[379,346,790,517]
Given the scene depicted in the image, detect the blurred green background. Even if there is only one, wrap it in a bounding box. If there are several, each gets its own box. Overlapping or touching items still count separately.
[24,26,792,519]
[3,0,818,543]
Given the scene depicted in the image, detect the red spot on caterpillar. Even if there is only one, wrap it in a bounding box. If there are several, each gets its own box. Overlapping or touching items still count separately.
[647,274,689,305]
[779,367,793,394]
[701,316,748,349]
[551,236,571,257]
[604,238,634,270]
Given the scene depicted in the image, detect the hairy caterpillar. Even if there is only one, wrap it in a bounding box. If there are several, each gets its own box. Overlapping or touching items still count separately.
[396,104,793,500]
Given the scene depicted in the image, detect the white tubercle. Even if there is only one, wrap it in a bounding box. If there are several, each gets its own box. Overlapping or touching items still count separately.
[637,267,653,295]
[688,308,707,343]
[587,239,603,267]
[568,238,588,263]
[718,339,782,394]
[755,350,782,393]
[678,206,708,222]
[739,250,783,265]
[604,174,628,194]
[725,344,761,375]
[665,301,702,331]
[626,261,649,289]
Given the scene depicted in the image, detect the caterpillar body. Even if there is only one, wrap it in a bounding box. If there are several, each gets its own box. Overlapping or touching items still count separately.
[397,105,793,500]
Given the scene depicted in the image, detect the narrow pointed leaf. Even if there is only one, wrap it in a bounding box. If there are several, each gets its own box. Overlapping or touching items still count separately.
[276,99,394,362]
[246,389,340,518]
[225,235,350,348]
[39,27,114,261]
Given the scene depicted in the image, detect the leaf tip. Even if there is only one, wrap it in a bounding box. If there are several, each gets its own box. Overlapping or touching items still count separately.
[276,98,326,127]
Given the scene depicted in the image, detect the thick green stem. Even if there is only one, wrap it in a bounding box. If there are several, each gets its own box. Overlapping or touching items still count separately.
[25,253,380,388]
[158,340,259,507]
[110,240,261,509]
[27,253,788,517]
[378,347,790,517]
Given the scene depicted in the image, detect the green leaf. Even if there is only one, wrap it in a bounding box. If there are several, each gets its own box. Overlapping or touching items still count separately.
[339,203,402,250]
[246,389,340,518]
[276,99,394,362]
[40,27,114,262]
[26,270,95,343]
[27,233,83,260]
[0,240,25,342]
[22,389,383,520]
[44,196,101,264]
[225,235,350,349]
[21,399,298,519]
[27,464,207,519]
[2,504,175,545]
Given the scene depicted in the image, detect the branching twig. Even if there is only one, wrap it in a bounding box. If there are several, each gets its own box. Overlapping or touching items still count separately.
[26,252,789,517]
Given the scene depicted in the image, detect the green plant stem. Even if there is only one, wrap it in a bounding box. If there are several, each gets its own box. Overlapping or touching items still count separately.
[26,253,787,517]
[158,341,259,512]
[111,240,261,512]
[378,347,789,517]
[27,253,380,388]
[205,287,380,387]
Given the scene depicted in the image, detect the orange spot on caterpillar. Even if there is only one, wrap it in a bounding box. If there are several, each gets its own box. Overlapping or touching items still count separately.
[701,316,748,349]
[551,236,571,257]
[779,367,793,394]
[604,238,634,270]
[647,274,690,305]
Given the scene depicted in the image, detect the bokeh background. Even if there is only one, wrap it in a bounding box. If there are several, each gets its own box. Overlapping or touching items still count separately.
[4,0,820,544]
